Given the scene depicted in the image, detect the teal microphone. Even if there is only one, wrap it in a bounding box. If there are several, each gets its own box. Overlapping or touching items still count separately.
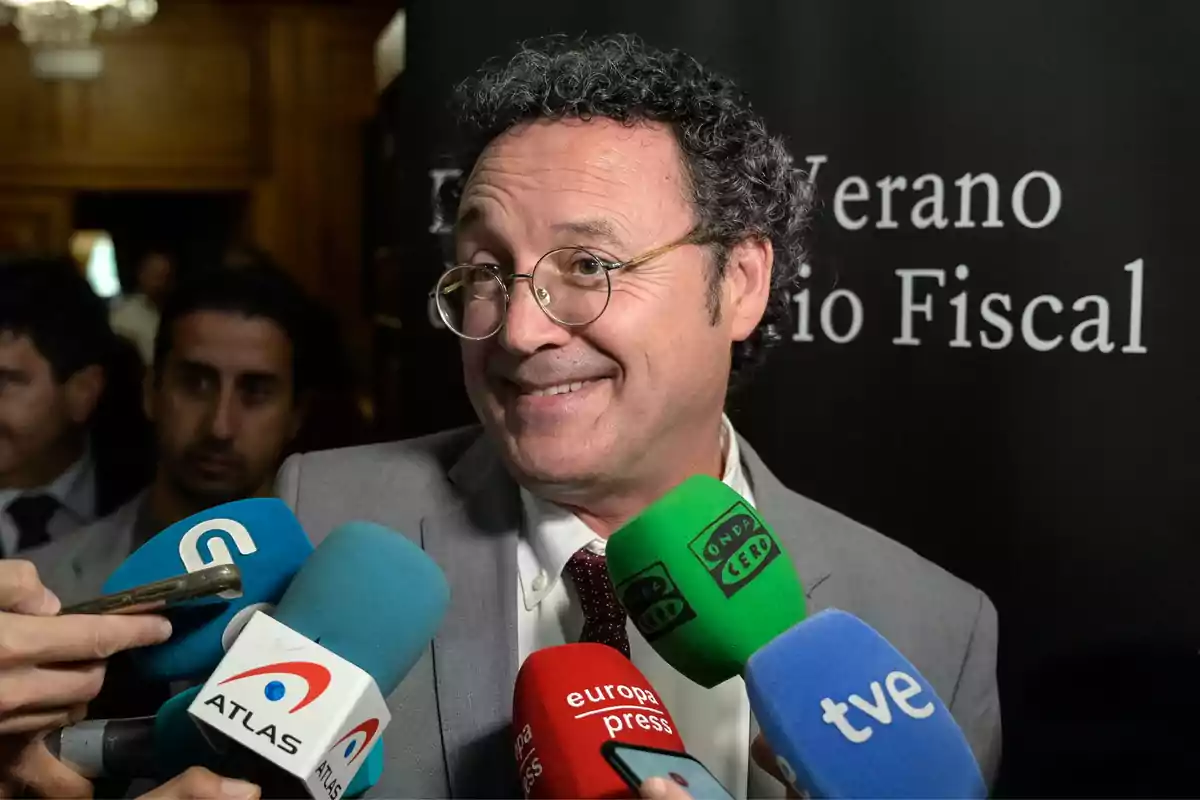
[101,499,313,681]
[189,521,450,798]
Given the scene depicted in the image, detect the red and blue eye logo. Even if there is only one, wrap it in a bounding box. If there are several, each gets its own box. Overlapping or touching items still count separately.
[328,718,380,766]
[218,661,332,713]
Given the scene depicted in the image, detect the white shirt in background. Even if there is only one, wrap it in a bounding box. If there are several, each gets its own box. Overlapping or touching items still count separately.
[110,293,160,366]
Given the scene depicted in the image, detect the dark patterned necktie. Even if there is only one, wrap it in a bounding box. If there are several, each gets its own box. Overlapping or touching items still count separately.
[6,494,59,553]
[564,546,631,658]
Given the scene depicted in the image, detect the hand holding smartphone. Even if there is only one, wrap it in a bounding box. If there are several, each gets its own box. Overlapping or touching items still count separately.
[601,741,736,800]
[60,563,242,615]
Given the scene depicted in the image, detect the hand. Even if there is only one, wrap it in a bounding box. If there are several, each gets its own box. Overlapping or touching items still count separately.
[137,768,260,800]
[0,738,92,799]
[752,733,806,799]
[0,560,172,735]
[636,738,805,800]
[0,561,172,799]
[639,776,693,800]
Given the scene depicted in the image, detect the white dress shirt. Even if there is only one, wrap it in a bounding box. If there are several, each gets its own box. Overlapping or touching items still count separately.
[516,415,756,799]
[0,448,97,558]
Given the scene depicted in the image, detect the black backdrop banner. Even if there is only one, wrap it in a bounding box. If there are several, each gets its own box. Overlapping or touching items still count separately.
[369,1,1200,793]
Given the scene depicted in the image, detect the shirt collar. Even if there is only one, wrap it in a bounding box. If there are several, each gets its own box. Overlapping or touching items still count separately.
[517,415,756,610]
[0,444,96,523]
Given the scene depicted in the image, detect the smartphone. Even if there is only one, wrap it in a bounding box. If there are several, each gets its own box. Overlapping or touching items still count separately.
[60,563,242,615]
[601,741,737,800]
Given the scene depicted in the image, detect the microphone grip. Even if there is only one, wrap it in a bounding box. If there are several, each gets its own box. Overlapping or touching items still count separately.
[45,718,157,779]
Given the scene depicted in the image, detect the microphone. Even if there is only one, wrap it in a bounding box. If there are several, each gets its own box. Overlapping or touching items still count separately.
[188,521,449,799]
[606,475,807,687]
[744,610,985,798]
[512,643,685,799]
[101,498,313,681]
[608,476,986,798]
[46,687,225,780]
[45,686,385,798]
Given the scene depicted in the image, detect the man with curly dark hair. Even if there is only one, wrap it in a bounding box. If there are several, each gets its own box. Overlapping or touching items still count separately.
[6,34,998,800]
[275,33,1000,798]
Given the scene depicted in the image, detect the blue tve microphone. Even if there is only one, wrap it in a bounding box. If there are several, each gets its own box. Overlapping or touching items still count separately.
[102,499,313,681]
[744,609,986,799]
[189,521,450,799]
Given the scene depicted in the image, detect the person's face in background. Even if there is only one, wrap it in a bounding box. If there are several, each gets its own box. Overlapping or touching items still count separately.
[148,310,302,507]
[138,253,173,306]
[0,332,103,488]
[456,118,771,502]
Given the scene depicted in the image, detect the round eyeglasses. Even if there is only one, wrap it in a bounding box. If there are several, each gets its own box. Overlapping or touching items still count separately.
[432,230,710,340]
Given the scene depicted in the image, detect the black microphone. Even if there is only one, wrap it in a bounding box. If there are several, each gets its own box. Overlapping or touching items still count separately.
[43,687,219,780]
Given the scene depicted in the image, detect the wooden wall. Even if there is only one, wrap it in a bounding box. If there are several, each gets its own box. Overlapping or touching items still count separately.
[0,0,390,347]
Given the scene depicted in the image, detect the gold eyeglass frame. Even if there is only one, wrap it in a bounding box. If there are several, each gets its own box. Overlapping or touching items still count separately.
[431,227,713,340]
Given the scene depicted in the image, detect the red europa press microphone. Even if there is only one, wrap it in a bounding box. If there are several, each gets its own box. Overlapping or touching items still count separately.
[513,643,686,799]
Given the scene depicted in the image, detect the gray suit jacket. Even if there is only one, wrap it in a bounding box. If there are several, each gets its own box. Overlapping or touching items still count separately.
[276,426,1002,799]
[24,491,148,608]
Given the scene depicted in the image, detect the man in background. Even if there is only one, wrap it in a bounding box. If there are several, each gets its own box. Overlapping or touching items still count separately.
[0,255,149,562]
[219,240,371,453]
[110,249,174,366]
[37,266,313,605]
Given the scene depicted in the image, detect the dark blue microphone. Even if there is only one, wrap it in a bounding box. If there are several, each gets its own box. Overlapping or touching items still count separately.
[744,609,986,799]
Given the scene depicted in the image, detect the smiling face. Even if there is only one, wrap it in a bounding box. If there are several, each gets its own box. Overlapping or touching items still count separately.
[456,118,771,507]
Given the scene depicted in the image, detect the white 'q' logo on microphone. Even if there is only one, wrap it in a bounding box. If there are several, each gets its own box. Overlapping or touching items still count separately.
[178,518,257,599]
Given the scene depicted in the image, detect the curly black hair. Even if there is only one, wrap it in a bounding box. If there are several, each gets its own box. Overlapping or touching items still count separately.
[452,33,812,386]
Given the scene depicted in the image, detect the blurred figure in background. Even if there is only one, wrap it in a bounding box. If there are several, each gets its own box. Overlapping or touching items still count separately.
[221,240,373,451]
[0,255,152,563]
[37,266,316,604]
[110,249,175,366]
[220,241,275,272]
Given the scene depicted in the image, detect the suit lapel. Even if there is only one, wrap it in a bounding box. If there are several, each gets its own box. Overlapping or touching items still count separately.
[420,431,828,796]
[737,435,836,608]
[738,436,838,796]
[33,494,143,606]
[422,435,522,798]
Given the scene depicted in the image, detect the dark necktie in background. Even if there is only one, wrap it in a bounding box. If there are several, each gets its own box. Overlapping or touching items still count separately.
[564,546,631,658]
[6,494,60,555]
